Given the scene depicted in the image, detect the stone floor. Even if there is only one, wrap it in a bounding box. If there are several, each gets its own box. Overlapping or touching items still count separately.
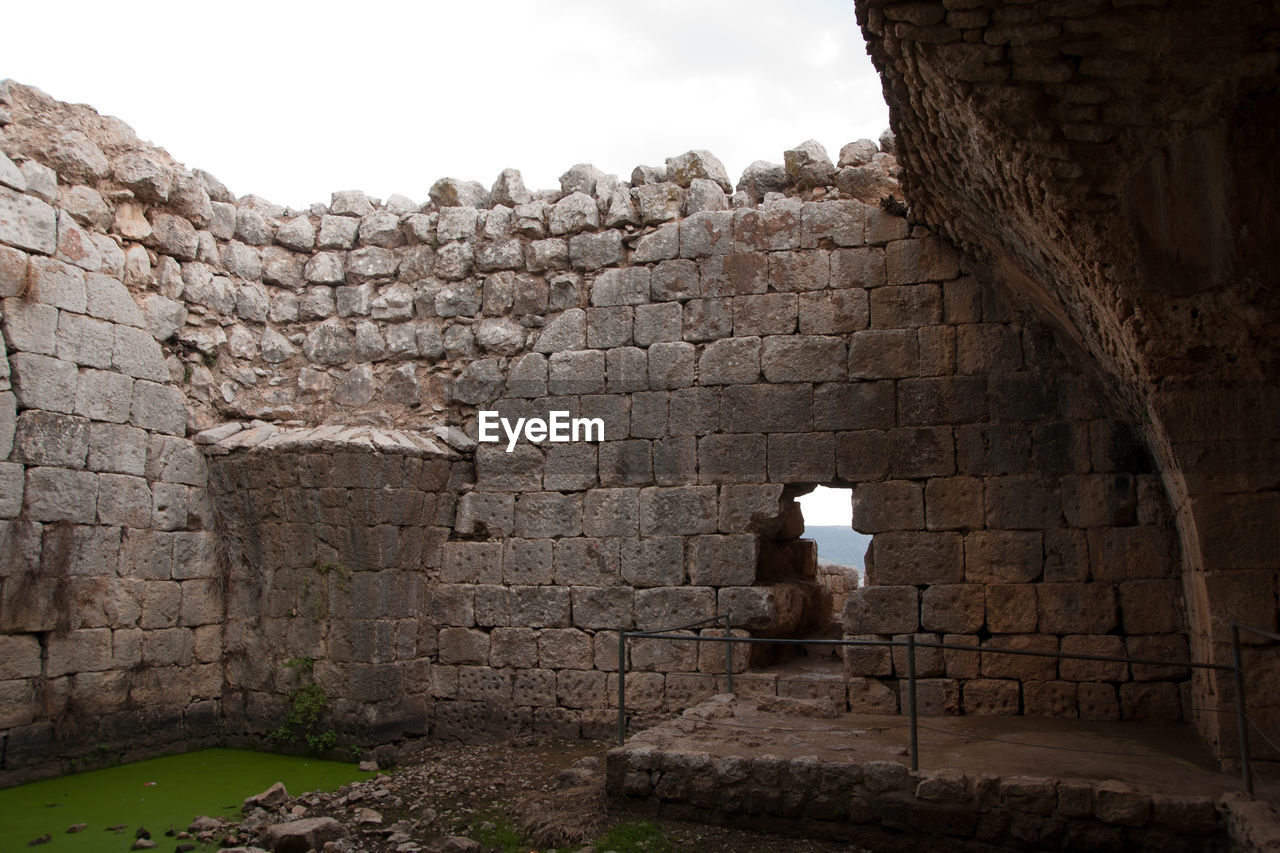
[609,691,1280,851]
[647,698,1240,797]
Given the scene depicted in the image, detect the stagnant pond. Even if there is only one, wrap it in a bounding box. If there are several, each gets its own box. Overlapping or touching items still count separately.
[2,748,375,850]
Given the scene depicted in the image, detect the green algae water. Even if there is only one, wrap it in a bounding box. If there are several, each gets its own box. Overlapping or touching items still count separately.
[0,748,375,851]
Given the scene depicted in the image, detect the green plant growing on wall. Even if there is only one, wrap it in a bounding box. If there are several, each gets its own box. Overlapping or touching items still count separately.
[270,656,338,754]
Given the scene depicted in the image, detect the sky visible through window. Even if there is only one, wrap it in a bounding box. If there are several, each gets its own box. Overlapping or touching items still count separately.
[798,486,871,571]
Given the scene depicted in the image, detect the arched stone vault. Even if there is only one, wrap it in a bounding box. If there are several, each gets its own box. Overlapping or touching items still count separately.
[854,0,1280,754]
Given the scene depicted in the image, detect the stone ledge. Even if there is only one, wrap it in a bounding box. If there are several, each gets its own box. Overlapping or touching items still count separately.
[197,422,456,458]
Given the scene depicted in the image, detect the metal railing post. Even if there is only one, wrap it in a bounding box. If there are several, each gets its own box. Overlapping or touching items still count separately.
[617,630,627,745]
[1231,622,1253,795]
[724,612,733,695]
[907,634,919,772]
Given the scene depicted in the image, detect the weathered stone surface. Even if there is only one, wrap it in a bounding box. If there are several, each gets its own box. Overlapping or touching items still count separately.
[843,585,919,634]
[0,187,56,253]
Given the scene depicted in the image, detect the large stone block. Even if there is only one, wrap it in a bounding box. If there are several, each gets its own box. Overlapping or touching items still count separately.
[1058,635,1128,682]
[95,473,152,527]
[599,440,653,487]
[73,368,133,423]
[733,202,800,251]
[639,486,718,536]
[648,341,696,390]
[721,384,811,433]
[667,387,720,435]
[634,586,715,631]
[732,293,797,336]
[0,186,56,253]
[814,382,895,432]
[1117,579,1184,634]
[842,585,919,634]
[985,584,1038,634]
[957,323,1023,374]
[980,634,1058,681]
[847,676,899,713]
[686,534,757,586]
[9,352,77,413]
[964,530,1043,583]
[1037,583,1117,634]
[24,467,97,522]
[56,311,114,369]
[489,627,538,669]
[698,433,765,484]
[761,335,846,383]
[843,635,894,677]
[653,436,696,487]
[869,283,942,328]
[955,424,1031,476]
[679,210,734,258]
[572,586,635,630]
[897,376,986,425]
[768,432,835,482]
[503,538,554,585]
[514,492,582,539]
[885,236,959,284]
[112,325,169,382]
[924,477,984,530]
[2,298,58,355]
[700,252,767,297]
[869,531,963,585]
[633,301,682,345]
[602,347,647,396]
[888,426,955,479]
[717,483,783,534]
[441,540,503,584]
[578,488,638,538]
[548,349,605,395]
[1088,526,1175,581]
[1126,634,1191,682]
[984,476,1062,529]
[768,250,830,292]
[801,200,865,248]
[620,536,685,587]
[921,584,985,633]
[508,585,572,628]
[474,445,543,491]
[439,627,490,666]
[553,537,620,586]
[848,329,918,379]
[851,480,923,533]
[798,289,869,334]
[29,258,88,315]
[651,258,700,301]
[698,337,760,385]
[130,380,187,436]
[962,679,1021,716]
[1043,528,1090,582]
[454,491,515,537]
[569,230,622,271]
[13,410,88,468]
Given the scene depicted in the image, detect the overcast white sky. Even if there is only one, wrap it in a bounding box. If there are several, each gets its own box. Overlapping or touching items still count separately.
[5,1,886,526]
[4,0,889,210]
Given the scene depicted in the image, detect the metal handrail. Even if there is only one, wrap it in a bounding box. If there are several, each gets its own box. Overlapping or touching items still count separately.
[616,614,1275,795]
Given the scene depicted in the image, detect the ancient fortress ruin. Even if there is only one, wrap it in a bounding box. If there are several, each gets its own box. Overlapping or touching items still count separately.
[0,0,1277,800]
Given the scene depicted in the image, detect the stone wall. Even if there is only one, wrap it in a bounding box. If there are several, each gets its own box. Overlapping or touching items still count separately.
[853,0,1280,756]
[0,78,1196,780]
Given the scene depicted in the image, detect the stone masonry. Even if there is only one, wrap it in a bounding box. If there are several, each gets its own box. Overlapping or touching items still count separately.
[0,78,1195,783]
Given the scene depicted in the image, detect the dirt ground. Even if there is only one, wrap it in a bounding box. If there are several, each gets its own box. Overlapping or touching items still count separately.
[225,736,868,853]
